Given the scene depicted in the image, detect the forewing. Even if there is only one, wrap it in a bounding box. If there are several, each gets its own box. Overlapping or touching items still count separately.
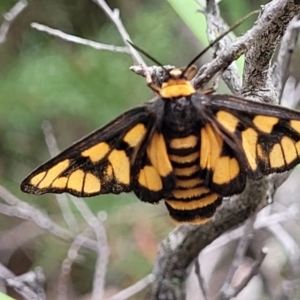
[21,106,158,197]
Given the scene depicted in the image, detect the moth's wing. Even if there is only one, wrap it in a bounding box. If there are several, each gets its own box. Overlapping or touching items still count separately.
[199,94,300,196]
[21,104,174,199]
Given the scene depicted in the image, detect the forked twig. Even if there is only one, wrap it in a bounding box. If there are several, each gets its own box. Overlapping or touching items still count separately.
[0,0,27,44]
[31,22,130,54]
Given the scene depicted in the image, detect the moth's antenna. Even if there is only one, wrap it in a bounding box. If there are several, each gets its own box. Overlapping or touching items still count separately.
[183,10,260,74]
[127,41,167,71]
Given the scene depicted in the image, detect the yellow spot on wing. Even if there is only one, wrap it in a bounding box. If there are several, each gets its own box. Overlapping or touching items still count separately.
[290,120,300,133]
[82,142,110,163]
[270,143,284,168]
[108,150,130,184]
[281,136,297,164]
[138,166,162,191]
[84,173,101,194]
[170,135,197,149]
[241,128,258,170]
[147,133,172,177]
[212,157,239,185]
[37,160,70,188]
[67,169,85,192]
[253,116,278,133]
[52,177,68,189]
[295,141,300,155]
[123,123,146,147]
[30,171,46,186]
[166,193,219,210]
[216,111,239,133]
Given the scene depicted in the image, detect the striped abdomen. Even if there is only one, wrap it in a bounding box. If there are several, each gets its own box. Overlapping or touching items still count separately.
[165,134,222,224]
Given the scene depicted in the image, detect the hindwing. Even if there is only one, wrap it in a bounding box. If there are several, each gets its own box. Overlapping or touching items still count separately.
[199,94,300,196]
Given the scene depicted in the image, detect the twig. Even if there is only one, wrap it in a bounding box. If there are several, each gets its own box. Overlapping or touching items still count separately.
[30,22,130,54]
[229,247,268,298]
[70,197,109,300]
[281,75,300,108]
[130,65,174,86]
[0,189,99,253]
[92,0,145,65]
[108,274,154,300]
[267,223,300,297]
[204,0,241,94]
[57,227,94,300]
[273,15,300,100]
[218,216,256,299]
[0,0,27,44]
[42,121,79,233]
[202,203,299,256]
[0,186,72,241]
[194,258,208,300]
[0,264,46,300]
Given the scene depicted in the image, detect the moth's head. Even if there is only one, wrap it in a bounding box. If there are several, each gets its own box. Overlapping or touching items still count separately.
[159,66,196,99]
[164,65,197,81]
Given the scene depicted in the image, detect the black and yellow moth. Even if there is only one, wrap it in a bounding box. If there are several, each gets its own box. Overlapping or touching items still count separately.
[20,65,300,224]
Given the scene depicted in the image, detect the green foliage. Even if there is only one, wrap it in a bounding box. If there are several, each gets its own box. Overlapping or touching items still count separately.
[0,293,15,300]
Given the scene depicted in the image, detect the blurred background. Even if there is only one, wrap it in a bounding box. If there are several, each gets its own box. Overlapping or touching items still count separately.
[1,0,300,299]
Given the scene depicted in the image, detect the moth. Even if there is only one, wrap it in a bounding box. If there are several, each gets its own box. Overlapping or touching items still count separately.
[20,53,300,225]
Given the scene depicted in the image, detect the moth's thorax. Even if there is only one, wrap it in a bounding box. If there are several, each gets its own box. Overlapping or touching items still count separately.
[163,96,198,133]
[160,78,195,98]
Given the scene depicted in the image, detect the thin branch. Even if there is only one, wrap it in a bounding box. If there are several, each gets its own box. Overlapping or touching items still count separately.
[218,216,256,300]
[204,0,241,94]
[0,0,27,44]
[267,223,300,297]
[30,22,129,54]
[70,197,109,300]
[92,0,145,65]
[130,65,174,87]
[194,258,208,300]
[108,274,154,300]
[229,247,268,298]
[42,121,79,233]
[273,15,300,100]
[0,264,46,300]
[0,188,99,253]
[0,186,72,241]
[57,228,94,300]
